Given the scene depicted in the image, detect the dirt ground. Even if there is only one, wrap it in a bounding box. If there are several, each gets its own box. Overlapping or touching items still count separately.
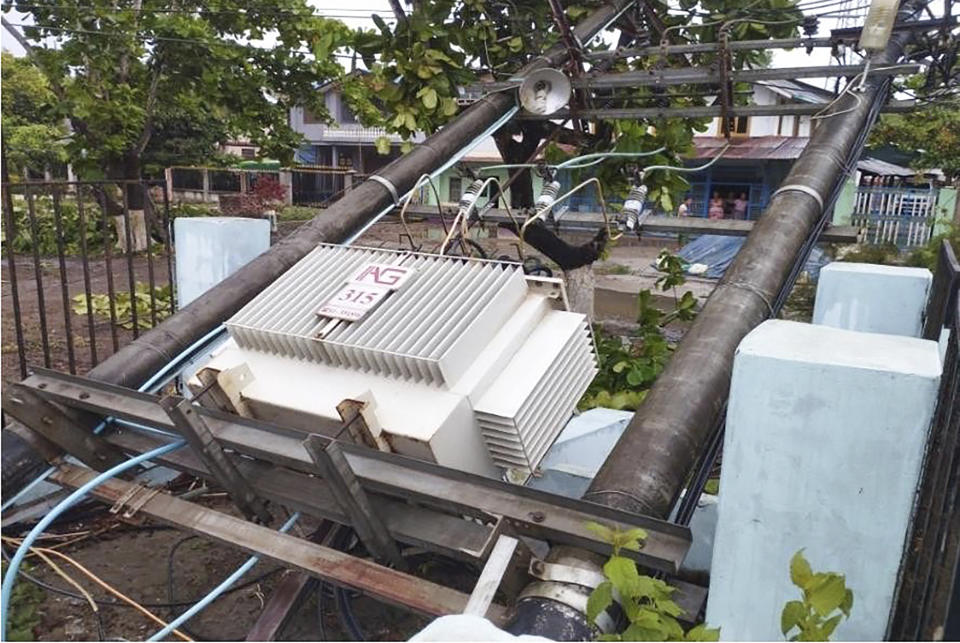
[2,216,700,642]
[5,495,435,642]
[1,254,174,378]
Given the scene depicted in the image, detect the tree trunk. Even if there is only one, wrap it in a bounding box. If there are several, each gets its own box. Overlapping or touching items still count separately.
[108,154,149,253]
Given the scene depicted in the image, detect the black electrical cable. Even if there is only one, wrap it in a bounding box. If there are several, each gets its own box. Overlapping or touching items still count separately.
[316,581,327,641]
[329,528,365,641]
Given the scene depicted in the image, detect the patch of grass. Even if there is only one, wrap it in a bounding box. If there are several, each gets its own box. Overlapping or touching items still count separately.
[596,262,633,275]
[1,560,44,641]
[278,205,322,221]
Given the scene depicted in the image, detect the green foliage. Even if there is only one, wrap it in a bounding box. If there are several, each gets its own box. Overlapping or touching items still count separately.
[345,0,802,209]
[278,205,323,221]
[906,224,960,272]
[169,202,220,218]
[586,523,720,641]
[1,560,44,641]
[580,251,698,411]
[781,550,853,642]
[1,52,69,176]
[3,195,113,256]
[870,101,960,182]
[6,1,352,179]
[72,282,173,330]
[836,243,901,266]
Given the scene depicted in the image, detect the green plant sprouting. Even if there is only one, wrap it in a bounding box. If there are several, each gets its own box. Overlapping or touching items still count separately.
[781,550,854,642]
[580,250,698,411]
[585,522,720,642]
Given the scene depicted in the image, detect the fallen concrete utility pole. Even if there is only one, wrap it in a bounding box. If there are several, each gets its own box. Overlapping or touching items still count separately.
[584,0,928,519]
[0,0,635,495]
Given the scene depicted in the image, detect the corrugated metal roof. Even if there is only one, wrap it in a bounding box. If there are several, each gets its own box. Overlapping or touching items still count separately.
[757,79,835,104]
[857,157,917,177]
[692,136,810,160]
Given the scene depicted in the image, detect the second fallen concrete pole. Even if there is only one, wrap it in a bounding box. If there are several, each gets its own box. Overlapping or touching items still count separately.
[584,0,927,519]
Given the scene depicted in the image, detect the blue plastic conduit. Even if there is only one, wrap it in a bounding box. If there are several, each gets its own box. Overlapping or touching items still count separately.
[0,325,226,513]
[146,511,301,641]
[1,439,187,640]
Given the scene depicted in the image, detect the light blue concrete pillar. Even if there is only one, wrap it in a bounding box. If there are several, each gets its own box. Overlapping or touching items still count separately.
[706,320,941,641]
[174,217,271,309]
[813,262,932,337]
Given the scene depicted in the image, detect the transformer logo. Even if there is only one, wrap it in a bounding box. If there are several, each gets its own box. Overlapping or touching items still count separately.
[317,263,416,322]
[351,264,415,289]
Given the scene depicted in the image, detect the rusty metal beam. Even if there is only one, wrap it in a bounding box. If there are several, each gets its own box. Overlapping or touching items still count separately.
[48,463,512,625]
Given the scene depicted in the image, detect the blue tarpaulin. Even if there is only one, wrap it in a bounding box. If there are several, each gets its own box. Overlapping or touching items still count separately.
[674,235,830,280]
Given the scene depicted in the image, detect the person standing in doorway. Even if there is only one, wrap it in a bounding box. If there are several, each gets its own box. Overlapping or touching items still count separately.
[677,197,693,217]
[733,192,748,219]
[708,192,724,220]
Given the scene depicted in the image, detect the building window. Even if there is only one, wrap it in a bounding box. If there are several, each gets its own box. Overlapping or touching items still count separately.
[449,177,462,201]
[241,148,256,159]
[718,116,749,137]
[340,102,358,124]
[303,107,324,124]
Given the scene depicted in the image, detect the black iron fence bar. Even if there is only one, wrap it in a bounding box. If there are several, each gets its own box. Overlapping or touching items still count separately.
[25,187,52,369]
[120,188,139,338]
[145,195,158,328]
[75,188,98,367]
[50,187,77,374]
[891,247,960,639]
[922,240,960,340]
[161,185,175,317]
[2,176,28,378]
[100,191,120,353]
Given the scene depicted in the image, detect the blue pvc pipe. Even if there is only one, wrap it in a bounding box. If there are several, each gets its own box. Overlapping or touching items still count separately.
[146,512,301,642]
[1,440,187,640]
[0,325,226,513]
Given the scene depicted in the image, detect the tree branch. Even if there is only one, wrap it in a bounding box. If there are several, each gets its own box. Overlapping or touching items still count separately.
[135,58,164,155]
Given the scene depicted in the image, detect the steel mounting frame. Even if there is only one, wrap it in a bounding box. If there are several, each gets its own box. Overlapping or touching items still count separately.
[9,368,691,576]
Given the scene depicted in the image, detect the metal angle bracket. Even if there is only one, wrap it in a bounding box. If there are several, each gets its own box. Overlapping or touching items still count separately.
[302,434,407,570]
[2,383,128,472]
[160,395,273,524]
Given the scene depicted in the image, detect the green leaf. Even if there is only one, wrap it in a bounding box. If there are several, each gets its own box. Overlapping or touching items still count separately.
[420,87,438,109]
[808,574,846,616]
[373,136,390,154]
[585,521,616,544]
[839,588,854,617]
[790,550,813,589]
[821,614,843,638]
[781,600,805,635]
[587,581,614,624]
[685,624,720,641]
[626,369,645,387]
[622,622,667,641]
[603,555,640,598]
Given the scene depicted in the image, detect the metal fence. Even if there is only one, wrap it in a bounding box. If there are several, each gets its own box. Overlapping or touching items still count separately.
[852,186,939,248]
[890,240,960,640]
[2,180,175,379]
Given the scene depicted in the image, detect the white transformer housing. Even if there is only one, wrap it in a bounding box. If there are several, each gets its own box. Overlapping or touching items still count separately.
[195,244,597,478]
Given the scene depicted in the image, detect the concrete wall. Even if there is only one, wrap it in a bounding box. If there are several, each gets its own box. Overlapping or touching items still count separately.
[706,320,941,640]
[813,263,933,337]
